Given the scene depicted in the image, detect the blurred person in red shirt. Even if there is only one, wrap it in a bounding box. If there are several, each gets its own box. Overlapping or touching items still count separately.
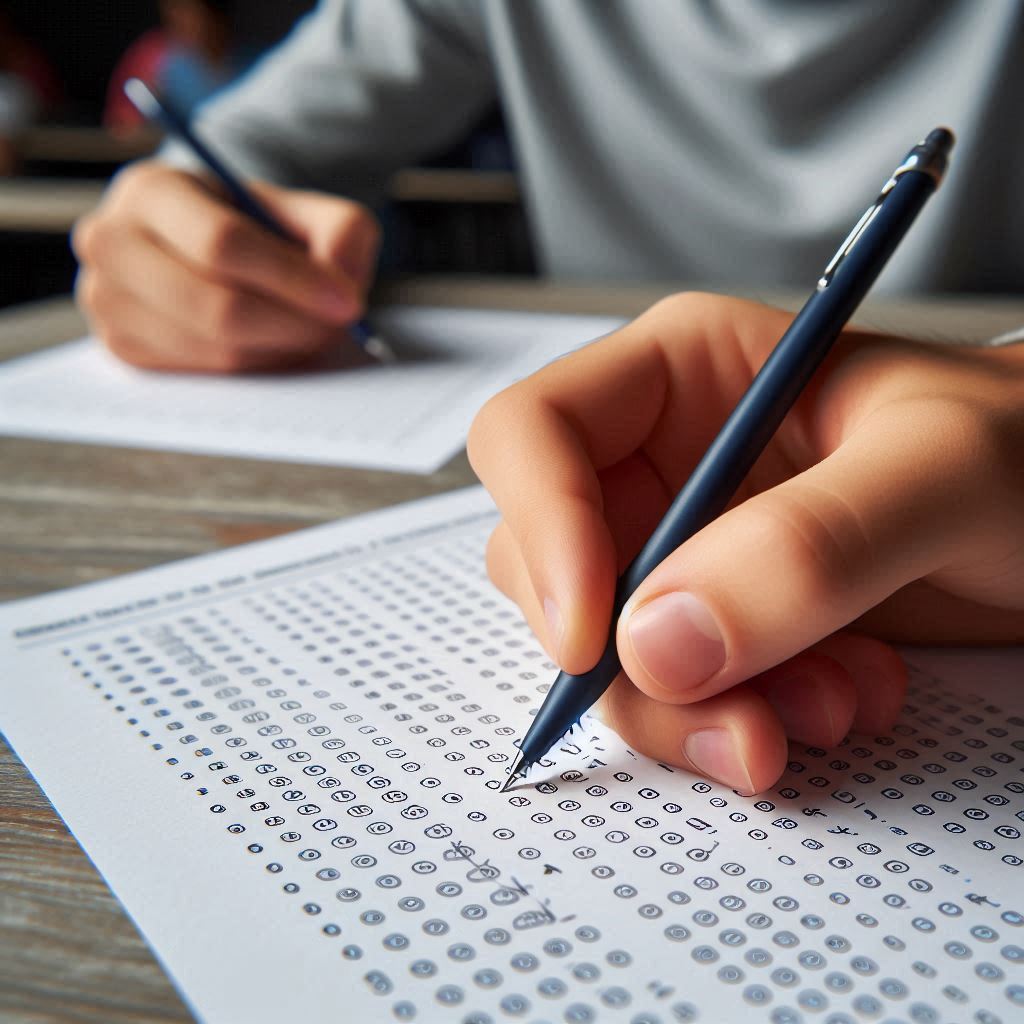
[105,0,254,138]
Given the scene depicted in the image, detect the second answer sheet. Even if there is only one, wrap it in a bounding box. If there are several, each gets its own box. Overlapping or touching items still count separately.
[0,307,622,473]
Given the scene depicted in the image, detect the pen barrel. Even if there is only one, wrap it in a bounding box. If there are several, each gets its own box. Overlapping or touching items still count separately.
[626,168,938,590]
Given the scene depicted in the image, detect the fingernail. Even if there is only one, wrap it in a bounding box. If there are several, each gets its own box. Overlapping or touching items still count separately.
[543,596,564,664]
[626,592,724,692]
[684,727,754,794]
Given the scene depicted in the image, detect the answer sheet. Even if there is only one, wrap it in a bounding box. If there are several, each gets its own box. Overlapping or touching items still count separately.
[0,307,622,473]
[1,488,1021,1024]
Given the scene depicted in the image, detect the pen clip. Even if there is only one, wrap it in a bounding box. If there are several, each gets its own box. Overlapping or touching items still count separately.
[816,177,896,291]
[816,132,950,291]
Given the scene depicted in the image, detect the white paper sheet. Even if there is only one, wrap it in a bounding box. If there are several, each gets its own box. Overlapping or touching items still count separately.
[0,307,622,473]
[1,488,1022,1024]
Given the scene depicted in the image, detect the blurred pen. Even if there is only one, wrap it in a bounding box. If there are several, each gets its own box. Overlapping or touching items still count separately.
[124,76,395,364]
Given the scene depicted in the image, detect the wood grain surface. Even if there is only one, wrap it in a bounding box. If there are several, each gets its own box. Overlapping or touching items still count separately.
[0,169,519,235]
[2,278,1022,1022]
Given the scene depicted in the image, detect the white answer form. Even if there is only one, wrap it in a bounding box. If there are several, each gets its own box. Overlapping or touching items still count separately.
[1,488,1022,1024]
[0,307,623,473]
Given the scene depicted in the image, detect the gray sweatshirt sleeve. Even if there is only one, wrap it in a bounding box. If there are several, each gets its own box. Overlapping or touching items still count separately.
[159,0,495,202]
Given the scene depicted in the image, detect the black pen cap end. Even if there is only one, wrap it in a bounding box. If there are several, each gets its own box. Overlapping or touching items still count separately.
[905,127,955,187]
[925,126,956,153]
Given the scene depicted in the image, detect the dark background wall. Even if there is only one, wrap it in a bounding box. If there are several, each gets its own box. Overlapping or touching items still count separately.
[2,0,317,121]
[0,1,320,308]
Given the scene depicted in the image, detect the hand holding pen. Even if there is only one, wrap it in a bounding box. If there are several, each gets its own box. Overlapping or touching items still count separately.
[73,80,389,372]
[469,129,1024,794]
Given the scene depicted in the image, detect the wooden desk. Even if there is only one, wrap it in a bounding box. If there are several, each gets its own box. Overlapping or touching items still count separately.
[14,127,519,204]
[19,125,161,166]
[0,179,106,234]
[2,279,1023,1022]
[0,170,519,236]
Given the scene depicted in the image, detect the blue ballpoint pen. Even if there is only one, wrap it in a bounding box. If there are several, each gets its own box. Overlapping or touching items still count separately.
[500,127,955,793]
[123,77,395,363]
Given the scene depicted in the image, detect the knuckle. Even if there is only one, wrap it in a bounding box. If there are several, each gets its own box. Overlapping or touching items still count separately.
[71,212,99,262]
[742,492,868,610]
[467,385,523,472]
[644,290,773,366]
[640,291,744,363]
[72,213,123,268]
[320,201,381,265]
[647,290,721,322]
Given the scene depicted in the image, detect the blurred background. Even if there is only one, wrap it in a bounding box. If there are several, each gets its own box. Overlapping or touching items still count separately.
[0,0,533,309]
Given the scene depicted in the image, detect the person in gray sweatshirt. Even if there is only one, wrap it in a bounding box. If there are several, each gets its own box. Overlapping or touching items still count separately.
[72,2,1024,788]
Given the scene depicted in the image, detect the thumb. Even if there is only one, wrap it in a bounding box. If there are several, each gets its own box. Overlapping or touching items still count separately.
[250,181,381,290]
[615,401,986,704]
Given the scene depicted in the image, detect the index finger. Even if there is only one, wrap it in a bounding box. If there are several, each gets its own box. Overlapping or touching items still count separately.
[468,291,759,673]
[124,167,362,323]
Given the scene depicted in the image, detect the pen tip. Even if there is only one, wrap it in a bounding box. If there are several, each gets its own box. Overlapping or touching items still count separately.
[500,749,529,793]
[363,335,398,364]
